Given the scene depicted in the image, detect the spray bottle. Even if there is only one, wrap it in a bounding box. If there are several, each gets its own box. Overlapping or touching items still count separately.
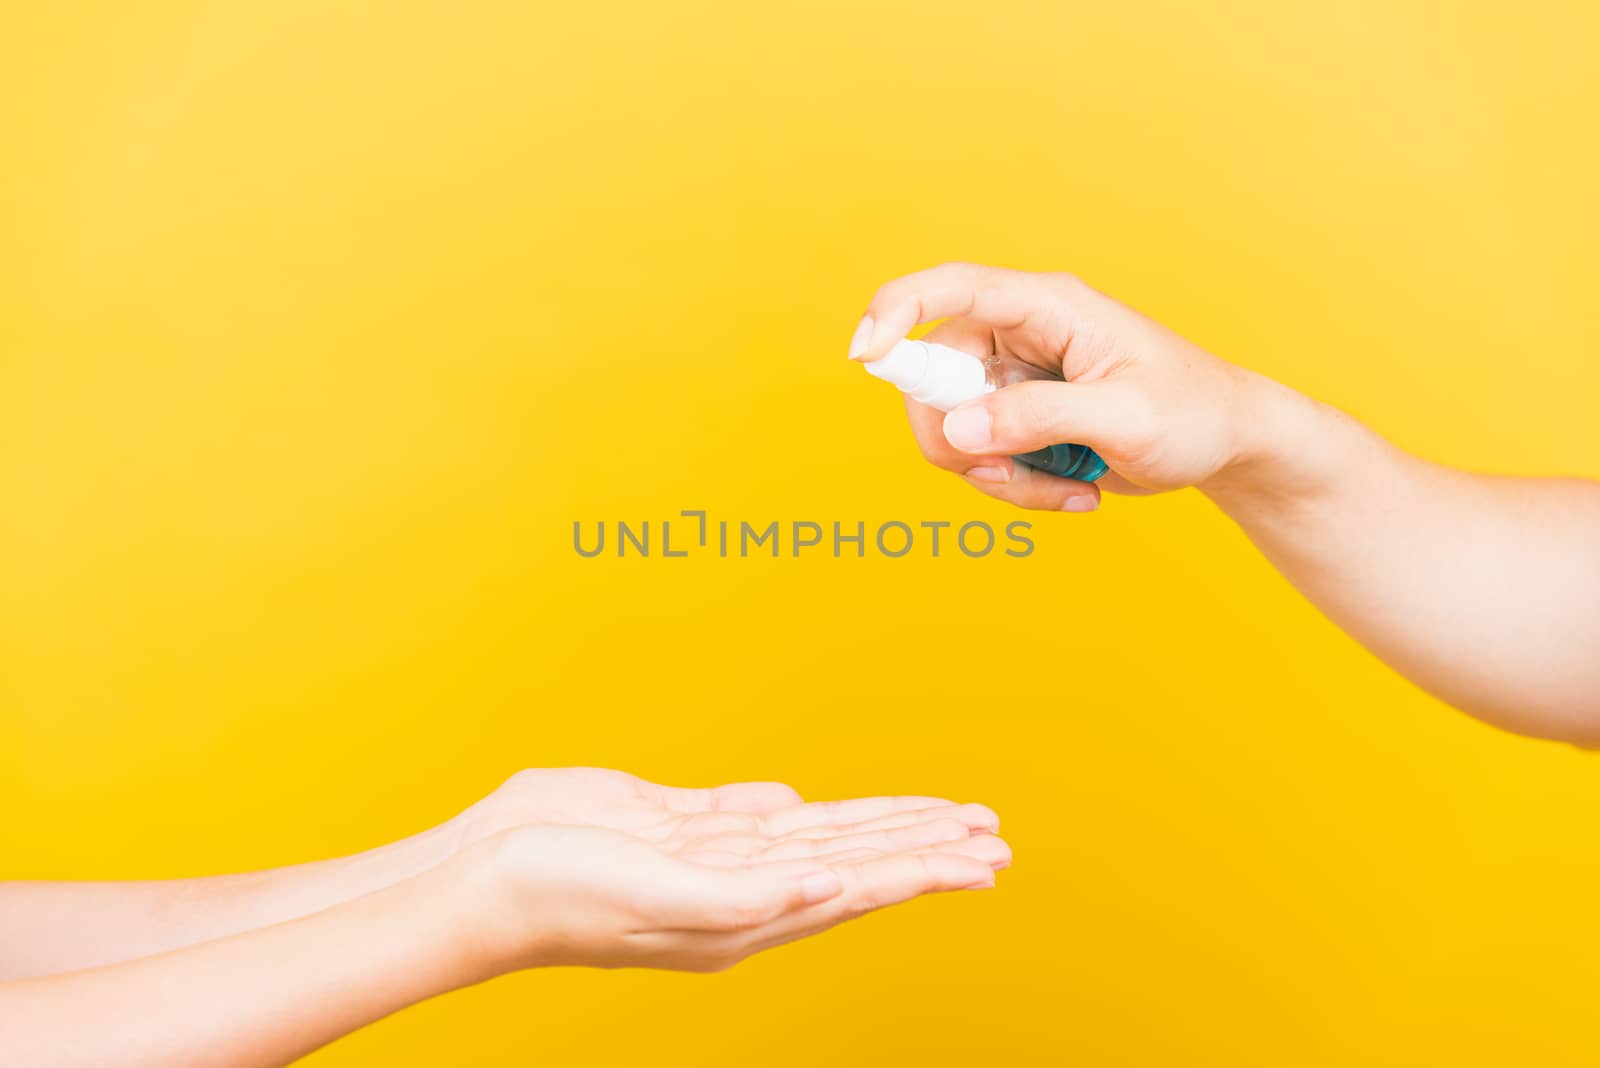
[860,339,1109,482]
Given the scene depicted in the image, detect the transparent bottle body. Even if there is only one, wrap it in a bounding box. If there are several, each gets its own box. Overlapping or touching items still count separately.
[983,354,1109,483]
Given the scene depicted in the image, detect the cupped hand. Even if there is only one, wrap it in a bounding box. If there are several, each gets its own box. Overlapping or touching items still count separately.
[454,769,1009,974]
[849,262,1279,510]
[453,766,999,846]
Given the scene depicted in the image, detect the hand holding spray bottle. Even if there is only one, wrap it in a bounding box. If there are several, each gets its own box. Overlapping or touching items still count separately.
[858,339,1109,482]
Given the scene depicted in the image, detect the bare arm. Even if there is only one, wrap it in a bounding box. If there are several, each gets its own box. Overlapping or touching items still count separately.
[1,769,1008,1064]
[0,861,479,1068]
[852,263,1600,742]
[2,769,1006,982]
[1206,382,1600,741]
[0,824,461,981]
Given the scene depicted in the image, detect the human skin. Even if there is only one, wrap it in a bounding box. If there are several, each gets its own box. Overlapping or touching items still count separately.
[849,263,1600,743]
[0,768,1009,1065]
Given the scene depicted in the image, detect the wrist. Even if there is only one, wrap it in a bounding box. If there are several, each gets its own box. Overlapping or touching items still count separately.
[1199,371,1354,515]
[442,831,560,981]
[415,843,524,986]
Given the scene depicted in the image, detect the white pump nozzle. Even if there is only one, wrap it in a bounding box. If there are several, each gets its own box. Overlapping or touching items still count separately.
[862,339,993,411]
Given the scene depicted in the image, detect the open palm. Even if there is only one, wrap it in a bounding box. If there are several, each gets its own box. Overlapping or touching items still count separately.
[458,768,1010,973]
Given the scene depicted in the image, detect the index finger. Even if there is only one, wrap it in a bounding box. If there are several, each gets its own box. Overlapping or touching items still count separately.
[850,262,1080,362]
[653,781,804,815]
[759,796,966,836]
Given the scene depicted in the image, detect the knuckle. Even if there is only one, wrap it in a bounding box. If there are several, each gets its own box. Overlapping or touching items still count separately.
[985,400,1024,445]
[867,279,900,312]
[925,817,971,842]
[872,270,928,312]
[991,391,1049,444]
[917,440,965,472]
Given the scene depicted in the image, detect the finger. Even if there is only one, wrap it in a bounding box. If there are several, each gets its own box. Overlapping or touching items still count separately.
[904,391,1011,476]
[850,262,1079,362]
[896,319,1005,476]
[655,781,804,815]
[678,805,998,869]
[726,840,1012,962]
[770,845,881,865]
[921,315,996,356]
[780,832,1013,870]
[834,849,1000,910]
[961,458,1105,513]
[759,817,972,862]
[658,861,844,932]
[894,324,1109,511]
[735,849,1001,951]
[772,802,1000,841]
[938,833,1012,870]
[903,389,1105,511]
[675,805,996,869]
[759,795,960,836]
[943,378,1150,460]
[678,812,989,868]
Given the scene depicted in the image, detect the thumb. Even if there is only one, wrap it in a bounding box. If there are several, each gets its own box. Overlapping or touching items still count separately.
[665,863,844,932]
[941,378,1148,457]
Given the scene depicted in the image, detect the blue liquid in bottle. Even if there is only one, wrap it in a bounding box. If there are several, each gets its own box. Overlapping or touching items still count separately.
[1014,442,1109,483]
[864,339,1111,484]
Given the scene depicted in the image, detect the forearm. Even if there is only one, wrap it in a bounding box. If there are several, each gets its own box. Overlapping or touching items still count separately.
[0,858,488,1068]
[1204,378,1600,741]
[0,817,465,980]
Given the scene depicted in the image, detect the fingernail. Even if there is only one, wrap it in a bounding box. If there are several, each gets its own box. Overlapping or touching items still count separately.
[960,875,997,891]
[943,406,993,451]
[964,465,1010,485]
[1062,495,1098,513]
[800,871,843,904]
[847,316,874,360]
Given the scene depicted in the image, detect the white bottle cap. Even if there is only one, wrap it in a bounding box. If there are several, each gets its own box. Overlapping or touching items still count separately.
[862,339,993,411]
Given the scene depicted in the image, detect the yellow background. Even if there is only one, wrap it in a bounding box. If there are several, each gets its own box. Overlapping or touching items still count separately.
[5,2,1600,1064]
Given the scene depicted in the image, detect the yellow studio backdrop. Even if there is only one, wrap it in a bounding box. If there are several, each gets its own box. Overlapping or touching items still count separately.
[4,2,1599,1064]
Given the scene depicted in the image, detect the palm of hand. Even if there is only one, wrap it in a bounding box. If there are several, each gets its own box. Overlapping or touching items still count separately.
[462,768,1009,973]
